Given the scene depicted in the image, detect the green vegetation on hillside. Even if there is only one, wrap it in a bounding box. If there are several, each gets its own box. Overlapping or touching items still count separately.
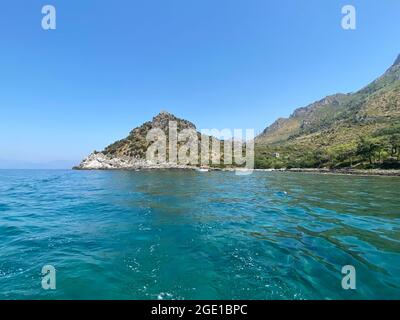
[255,55,400,170]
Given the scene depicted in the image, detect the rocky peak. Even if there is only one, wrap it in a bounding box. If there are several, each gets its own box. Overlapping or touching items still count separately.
[150,111,196,130]
[291,93,346,119]
[76,111,223,169]
[361,54,400,94]
[152,110,174,122]
[261,118,288,135]
[393,54,400,67]
[383,53,400,74]
[100,111,199,158]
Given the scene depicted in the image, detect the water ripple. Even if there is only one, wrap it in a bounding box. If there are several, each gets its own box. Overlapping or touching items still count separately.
[0,170,399,299]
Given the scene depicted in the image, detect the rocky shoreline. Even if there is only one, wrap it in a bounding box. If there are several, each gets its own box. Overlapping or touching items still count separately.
[73,154,400,176]
[284,168,400,177]
[73,152,202,171]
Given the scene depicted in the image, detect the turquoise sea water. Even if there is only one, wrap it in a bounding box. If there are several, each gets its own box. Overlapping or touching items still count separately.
[0,169,399,300]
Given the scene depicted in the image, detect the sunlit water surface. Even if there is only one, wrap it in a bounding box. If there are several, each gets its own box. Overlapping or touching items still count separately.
[0,170,399,299]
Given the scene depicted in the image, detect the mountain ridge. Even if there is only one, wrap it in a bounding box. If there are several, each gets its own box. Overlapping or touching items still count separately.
[76,54,400,170]
[255,54,400,169]
[75,111,224,170]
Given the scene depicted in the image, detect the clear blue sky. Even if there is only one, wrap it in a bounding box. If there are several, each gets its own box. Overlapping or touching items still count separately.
[0,0,399,166]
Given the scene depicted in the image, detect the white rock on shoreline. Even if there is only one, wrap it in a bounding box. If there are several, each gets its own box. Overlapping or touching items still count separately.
[74,152,201,170]
[74,153,400,176]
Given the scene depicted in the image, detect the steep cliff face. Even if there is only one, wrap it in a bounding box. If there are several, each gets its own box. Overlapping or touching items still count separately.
[256,94,350,145]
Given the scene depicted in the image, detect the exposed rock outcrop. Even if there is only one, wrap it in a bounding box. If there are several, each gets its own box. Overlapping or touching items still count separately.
[74,151,200,170]
[75,111,222,170]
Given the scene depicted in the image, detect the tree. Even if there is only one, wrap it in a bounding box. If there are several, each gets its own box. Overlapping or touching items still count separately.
[356,137,381,165]
[389,134,400,159]
[341,147,356,167]
[329,144,356,167]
